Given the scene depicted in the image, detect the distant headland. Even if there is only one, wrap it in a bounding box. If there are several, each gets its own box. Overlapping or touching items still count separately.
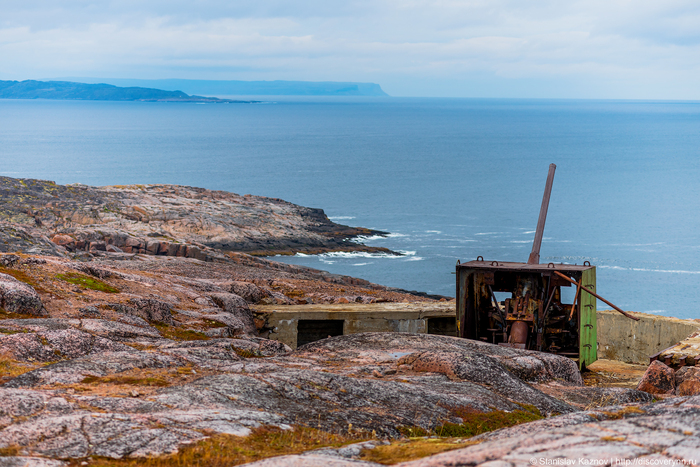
[51,77,390,97]
[0,79,254,103]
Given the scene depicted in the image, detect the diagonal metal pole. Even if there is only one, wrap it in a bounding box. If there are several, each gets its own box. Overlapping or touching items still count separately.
[528,164,556,265]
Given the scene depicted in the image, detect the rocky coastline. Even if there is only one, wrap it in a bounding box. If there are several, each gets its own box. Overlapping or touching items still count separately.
[0,176,698,466]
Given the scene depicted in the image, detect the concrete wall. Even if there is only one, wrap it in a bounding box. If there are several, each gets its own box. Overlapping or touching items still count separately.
[597,310,700,364]
[253,302,455,349]
[256,304,700,363]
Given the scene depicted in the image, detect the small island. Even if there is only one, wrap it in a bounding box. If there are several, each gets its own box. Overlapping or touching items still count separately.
[0,79,254,103]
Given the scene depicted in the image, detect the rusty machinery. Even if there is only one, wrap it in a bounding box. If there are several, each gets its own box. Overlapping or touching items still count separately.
[456,164,637,370]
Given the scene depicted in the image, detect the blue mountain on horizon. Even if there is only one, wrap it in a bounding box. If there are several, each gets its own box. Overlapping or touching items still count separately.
[53,78,389,97]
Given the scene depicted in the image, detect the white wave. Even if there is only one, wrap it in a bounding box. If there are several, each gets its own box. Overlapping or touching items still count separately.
[523,231,536,234]
[425,230,442,234]
[608,242,666,247]
[293,253,311,257]
[510,240,532,244]
[404,256,424,261]
[474,232,500,235]
[397,250,417,256]
[351,235,387,243]
[352,262,371,266]
[599,265,700,275]
[319,251,403,259]
[387,233,408,238]
[328,216,356,220]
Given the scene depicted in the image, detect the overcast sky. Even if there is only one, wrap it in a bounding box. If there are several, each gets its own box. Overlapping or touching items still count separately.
[1,0,699,98]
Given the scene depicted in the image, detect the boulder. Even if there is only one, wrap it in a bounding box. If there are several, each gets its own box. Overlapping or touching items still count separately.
[0,273,45,316]
[636,360,675,395]
[127,298,174,325]
[0,327,131,363]
[675,366,700,396]
[222,281,268,303]
[50,234,74,247]
[0,254,20,268]
[209,293,256,335]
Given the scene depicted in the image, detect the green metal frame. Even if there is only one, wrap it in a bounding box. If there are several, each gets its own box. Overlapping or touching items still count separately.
[578,267,597,370]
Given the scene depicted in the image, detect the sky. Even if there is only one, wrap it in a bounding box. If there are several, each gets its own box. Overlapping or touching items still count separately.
[1,0,699,98]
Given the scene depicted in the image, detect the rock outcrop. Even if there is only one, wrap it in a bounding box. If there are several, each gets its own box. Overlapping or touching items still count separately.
[0,176,395,257]
[0,273,45,316]
[0,330,651,461]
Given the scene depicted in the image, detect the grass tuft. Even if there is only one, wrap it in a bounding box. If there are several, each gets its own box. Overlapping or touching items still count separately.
[434,406,542,438]
[361,438,480,465]
[55,272,120,293]
[599,406,645,420]
[0,266,49,294]
[154,324,210,341]
[384,406,543,464]
[81,375,170,387]
[68,425,366,467]
[0,352,42,384]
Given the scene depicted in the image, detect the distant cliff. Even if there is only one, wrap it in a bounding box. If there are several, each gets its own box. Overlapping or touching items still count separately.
[0,80,251,102]
[53,78,390,97]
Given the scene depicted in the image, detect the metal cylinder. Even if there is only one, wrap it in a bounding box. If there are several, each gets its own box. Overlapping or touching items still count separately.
[509,320,529,345]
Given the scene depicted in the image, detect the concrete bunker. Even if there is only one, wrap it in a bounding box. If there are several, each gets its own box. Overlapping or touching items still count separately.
[253,302,456,349]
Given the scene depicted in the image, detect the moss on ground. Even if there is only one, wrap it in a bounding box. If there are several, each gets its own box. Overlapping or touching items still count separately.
[399,405,542,440]
[55,272,120,293]
[380,405,543,464]
[433,405,542,438]
[154,324,209,341]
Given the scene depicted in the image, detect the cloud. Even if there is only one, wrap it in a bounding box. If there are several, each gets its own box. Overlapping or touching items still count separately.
[0,0,698,98]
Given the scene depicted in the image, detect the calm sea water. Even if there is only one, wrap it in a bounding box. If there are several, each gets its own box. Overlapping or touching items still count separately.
[1,97,699,318]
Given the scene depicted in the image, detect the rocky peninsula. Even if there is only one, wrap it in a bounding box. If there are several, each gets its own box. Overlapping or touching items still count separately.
[0,176,698,466]
[0,80,252,103]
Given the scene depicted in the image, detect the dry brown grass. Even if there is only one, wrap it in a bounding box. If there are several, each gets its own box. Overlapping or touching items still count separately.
[599,406,645,420]
[154,324,210,341]
[67,425,367,467]
[0,352,43,384]
[361,438,480,465]
[365,406,542,465]
[53,367,212,396]
[0,265,51,295]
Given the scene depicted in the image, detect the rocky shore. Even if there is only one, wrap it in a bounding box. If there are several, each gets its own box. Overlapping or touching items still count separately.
[0,176,698,465]
[0,176,395,258]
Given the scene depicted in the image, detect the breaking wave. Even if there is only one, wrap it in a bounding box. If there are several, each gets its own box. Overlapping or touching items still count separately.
[598,265,700,275]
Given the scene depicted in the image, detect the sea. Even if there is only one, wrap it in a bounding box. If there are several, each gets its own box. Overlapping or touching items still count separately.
[1,97,699,319]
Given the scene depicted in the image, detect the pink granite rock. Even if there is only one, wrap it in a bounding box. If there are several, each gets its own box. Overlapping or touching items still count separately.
[637,360,675,395]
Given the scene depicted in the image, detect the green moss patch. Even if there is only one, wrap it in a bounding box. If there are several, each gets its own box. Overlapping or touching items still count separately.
[154,324,210,341]
[399,405,542,441]
[55,272,120,293]
[433,405,542,438]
